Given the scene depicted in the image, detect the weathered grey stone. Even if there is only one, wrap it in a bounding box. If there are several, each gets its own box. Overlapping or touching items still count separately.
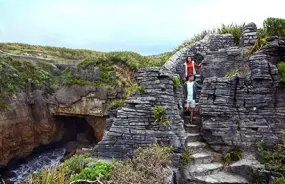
[95,68,187,158]
[163,34,235,77]
[200,37,285,152]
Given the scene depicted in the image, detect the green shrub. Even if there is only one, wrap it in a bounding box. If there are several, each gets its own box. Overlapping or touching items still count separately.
[179,147,191,168]
[28,153,92,184]
[136,85,145,94]
[69,161,114,182]
[152,105,169,127]
[63,153,91,175]
[217,23,244,45]
[108,99,125,109]
[223,148,242,166]
[263,17,285,38]
[246,36,268,56]
[278,62,285,84]
[247,17,285,56]
[173,76,180,91]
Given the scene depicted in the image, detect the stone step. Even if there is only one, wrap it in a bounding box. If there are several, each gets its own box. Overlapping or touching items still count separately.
[193,171,249,184]
[184,116,201,125]
[186,142,206,153]
[187,163,223,177]
[186,133,201,142]
[184,124,200,133]
[190,152,213,164]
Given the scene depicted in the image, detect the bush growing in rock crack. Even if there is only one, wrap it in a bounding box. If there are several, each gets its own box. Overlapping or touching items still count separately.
[108,99,125,110]
[178,147,192,168]
[223,148,242,166]
[136,85,145,94]
[256,130,285,184]
[247,17,285,56]
[172,76,180,92]
[152,105,169,127]
[278,62,285,84]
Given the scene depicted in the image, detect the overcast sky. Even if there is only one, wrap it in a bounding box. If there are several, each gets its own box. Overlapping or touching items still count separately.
[0,0,284,55]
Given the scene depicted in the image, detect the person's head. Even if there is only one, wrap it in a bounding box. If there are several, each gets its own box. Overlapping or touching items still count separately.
[186,56,192,63]
[188,74,194,81]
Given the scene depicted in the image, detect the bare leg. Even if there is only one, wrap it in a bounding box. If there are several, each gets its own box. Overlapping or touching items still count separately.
[190,108,194,123]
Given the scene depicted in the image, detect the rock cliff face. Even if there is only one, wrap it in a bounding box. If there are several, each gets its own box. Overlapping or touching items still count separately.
[163,22,285,153]
[200,36,285,152]
[163,34,235,78]
[0,85,125,167]
[0,91,58,167]
[95,68,187,158]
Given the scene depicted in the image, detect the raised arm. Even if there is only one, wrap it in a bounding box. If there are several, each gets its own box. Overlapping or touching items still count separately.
[194,61,200,68]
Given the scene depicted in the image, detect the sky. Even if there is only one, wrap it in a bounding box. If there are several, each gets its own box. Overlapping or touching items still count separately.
[0,0,284,55]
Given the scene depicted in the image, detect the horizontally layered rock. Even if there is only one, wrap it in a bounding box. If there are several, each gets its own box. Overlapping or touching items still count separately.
[95,68,187,158]
[163,22,285,152]
[163,34,235,78]
[200,47,247,79]
[200,37,285,151]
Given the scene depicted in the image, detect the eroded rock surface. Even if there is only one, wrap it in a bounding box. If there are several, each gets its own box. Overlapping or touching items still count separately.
[95,68,187,158]
[0,85,125,167]
[0,91,58,167]
[200,36,285,152]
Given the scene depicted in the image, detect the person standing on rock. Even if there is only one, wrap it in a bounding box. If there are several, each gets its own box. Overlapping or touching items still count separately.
[183,74,201,124]
[183,56,201,81]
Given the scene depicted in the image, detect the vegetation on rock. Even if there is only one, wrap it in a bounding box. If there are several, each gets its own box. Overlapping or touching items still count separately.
[178,147,191,168]
[224,69,239,78]
[0,55,57,109]
[173,76,180,92]
[136,85,145,94]
[247,17,285,56]
[223,148,242,166]
[217,23,244,44]
[108,99,125,110]
[152,105,169,127]
[110,144,172,184]
[257,130,285,183]
[278,62,285,84]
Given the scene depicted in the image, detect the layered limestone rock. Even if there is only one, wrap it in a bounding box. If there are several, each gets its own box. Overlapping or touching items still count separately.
[163,22,285,153]
[200,36,285,151]
[95,68,187,158]
[163,34,235,78]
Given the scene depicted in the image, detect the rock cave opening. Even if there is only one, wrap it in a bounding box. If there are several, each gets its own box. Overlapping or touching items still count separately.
[0,116,99,183]
[54,115,98,153]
